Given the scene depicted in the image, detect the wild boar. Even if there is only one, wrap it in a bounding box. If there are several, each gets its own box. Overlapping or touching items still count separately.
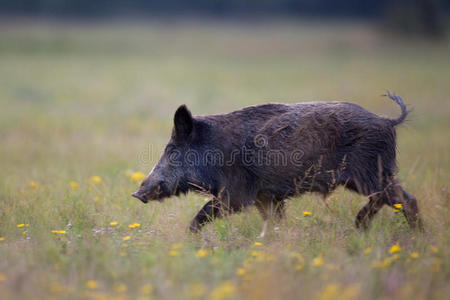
[132,91,422,235]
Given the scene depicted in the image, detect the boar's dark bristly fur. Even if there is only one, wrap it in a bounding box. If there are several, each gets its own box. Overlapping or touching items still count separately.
[132,92,422,234]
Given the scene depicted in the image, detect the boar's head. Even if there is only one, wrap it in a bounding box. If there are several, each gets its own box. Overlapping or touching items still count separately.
[132,105,220,203]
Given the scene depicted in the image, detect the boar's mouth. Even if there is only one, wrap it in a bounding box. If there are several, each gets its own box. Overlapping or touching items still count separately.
[131,192,148,203]
[132,182,172,203]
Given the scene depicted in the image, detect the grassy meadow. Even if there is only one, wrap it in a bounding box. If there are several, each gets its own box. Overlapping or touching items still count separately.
[0,19,449,299]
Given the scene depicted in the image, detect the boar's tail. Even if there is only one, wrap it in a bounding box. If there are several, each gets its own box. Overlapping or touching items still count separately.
[384,90,410,126]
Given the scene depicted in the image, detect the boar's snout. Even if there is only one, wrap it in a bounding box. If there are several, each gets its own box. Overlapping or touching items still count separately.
[132,176,171,203]
[131,191,148,203]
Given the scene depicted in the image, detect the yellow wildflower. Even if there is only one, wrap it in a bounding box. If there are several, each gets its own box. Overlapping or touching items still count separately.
[29,181,38,189]
[171,243,183,250]
[109,221,118,227]
[131,172,146,183]
[372,254,400,269]
[0,272,6,282]
[312,255,324,267]
[236,268,246,276]
[253,242,262,246]
[393,203,402,209]
[389,243,401,254]
[51,230,66,234]
[140,284,153,295]
[410,252,419,259]
[393,209,400,213]
[128,223,141,229]
[122,236,131,241]
[317,283,360,300]
[115,283,127,293]
[90,176,102,184]
[49,282,64,294]
[49,282,74,294]
[120,252,127,257]
[196,249,209,258]
[86,280,98,290]
[317,283,340,300]
[303,211,312,216]
[0,237,4,241]
[372,258,390,269]
[251,251,266,261]
[169,250,179,257]
[188,283,206,298]
[364,247,372,255]
[210,281,236,300]
[17,224,25,228]
[343,284,360,300]
[69,181,79,190]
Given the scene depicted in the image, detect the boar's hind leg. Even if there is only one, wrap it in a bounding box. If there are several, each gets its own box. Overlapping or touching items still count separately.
[384,185,423,230]
[355,183,423,231]
[355,196,385,230]
[343,176,385,230]
[189,200,223,233]
[255,199,285,238]
[255,199,285,220]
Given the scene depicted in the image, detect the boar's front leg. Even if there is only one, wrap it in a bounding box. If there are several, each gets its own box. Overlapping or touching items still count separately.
[189,200,221,233]
[355,196,385,230]
[189,199,226,233]
[189,190,252,233]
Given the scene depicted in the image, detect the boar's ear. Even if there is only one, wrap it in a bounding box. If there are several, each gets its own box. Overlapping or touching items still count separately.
[174,104,193,139]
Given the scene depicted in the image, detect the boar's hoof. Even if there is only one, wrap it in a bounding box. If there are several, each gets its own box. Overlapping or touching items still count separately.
[189,220,202,234]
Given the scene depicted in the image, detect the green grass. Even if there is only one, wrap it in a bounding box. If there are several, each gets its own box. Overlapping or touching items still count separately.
[0,20,449,300]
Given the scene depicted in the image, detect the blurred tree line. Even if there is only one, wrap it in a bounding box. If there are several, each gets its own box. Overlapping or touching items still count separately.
[0,0,447,37]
